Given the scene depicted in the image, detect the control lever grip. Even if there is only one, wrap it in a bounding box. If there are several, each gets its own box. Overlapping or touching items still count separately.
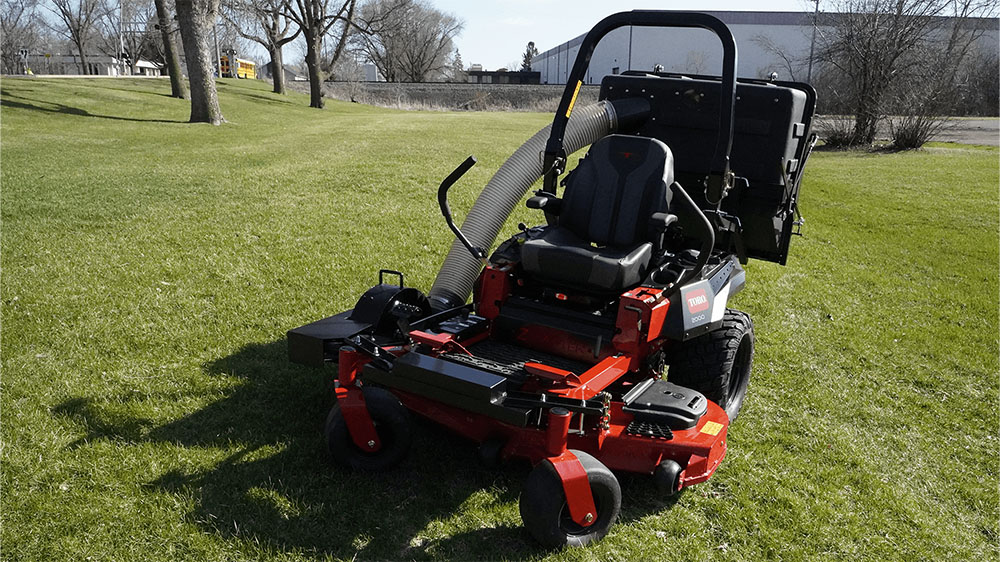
[437,156,488,262]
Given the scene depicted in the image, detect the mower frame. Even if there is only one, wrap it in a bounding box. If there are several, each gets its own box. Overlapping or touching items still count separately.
[288,9,817,548]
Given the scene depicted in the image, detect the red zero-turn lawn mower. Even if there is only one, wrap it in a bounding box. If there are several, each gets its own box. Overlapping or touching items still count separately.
[288,11,816,547]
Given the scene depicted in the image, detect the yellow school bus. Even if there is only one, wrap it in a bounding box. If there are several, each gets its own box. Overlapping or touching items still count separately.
[220,56,257,79]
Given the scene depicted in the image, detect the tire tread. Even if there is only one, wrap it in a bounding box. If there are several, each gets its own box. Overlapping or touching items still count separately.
[667,309,754,421]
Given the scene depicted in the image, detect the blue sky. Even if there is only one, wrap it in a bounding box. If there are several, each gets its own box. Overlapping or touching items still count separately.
[432,1,816,70]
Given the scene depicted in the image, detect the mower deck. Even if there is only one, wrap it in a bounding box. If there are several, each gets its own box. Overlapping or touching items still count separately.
[317,294,731,487]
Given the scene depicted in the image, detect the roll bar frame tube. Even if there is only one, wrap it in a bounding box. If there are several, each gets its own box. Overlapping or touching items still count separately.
[542,10,738,194]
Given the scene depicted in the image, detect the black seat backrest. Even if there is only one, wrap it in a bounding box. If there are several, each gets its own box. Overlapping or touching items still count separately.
[559,134,675,248]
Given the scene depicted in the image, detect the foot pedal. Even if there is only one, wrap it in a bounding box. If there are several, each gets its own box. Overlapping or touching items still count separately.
[622,379,707,430]
[625,420,673,439]
[441,352,525,381]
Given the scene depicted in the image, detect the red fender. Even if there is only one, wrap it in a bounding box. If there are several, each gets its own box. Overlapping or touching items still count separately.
[335,347,381,452]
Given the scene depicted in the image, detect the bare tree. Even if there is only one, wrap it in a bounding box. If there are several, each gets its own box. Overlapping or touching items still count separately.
[97,0,156,73]
[1,0,42,73]
[957,48,999,116]
[815,0,995,146]
[284,0,356,108]
[175,0,224,123]
[356,0,462,82]
[917,0,998,101]
[214,15,247,52]
[153,0,188,98]
[888,1,997,147]
[46,0,106,74]
[683,51,706,74]
[221,0,299,93]
[753,34,801,81]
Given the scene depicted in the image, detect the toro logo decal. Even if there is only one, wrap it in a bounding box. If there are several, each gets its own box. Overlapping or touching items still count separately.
[686,289,710,314]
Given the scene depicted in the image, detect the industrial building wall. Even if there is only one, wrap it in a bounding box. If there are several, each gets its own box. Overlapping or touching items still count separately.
[534,12,815,84]
[534,11,999,85]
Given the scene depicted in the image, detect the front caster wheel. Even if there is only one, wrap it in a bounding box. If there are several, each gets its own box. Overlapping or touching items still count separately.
[519,450,621,548]
[477,438,504,469]
[654,459,683,496]
[325,386,412,471]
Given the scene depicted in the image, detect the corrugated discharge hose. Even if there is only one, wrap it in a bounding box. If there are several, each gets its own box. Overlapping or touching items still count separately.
[428,98,649,311]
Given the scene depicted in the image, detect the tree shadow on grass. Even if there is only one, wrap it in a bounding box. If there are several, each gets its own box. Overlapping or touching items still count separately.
[0,90,184,123]
[51,338,679,559]
[216,87,298,106]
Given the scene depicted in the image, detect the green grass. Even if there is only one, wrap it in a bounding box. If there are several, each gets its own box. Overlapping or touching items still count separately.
[2,77,997,561]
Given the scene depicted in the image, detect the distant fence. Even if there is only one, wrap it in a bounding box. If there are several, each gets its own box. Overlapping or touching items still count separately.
[313,81,601,112]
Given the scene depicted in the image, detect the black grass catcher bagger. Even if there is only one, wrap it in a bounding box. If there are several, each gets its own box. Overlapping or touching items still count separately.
[287,10,817,548]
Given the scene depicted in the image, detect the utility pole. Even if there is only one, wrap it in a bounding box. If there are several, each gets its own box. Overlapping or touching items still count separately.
[119,0,125,75]
[807,0,819,83]
[119,21,146,74]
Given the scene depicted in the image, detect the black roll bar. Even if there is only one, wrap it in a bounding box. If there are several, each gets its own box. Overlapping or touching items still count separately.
[542,10,738,200]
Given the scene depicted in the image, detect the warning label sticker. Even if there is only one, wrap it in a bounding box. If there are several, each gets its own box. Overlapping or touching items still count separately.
[700,421,724,436]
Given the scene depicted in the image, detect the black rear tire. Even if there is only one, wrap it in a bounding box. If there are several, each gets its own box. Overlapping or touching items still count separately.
[519,450,621,548]
[325,386,412,471]
[668,308,754,422]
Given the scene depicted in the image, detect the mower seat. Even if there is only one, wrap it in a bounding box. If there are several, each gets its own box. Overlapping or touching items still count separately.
[521,135,675,292]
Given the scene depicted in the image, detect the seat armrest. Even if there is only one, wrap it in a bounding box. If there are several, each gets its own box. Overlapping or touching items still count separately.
[649,212,678,232]
[526,191,562,214]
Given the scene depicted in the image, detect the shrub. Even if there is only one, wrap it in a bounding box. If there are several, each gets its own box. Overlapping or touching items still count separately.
[889,114,948,150]
[820,117,859,148]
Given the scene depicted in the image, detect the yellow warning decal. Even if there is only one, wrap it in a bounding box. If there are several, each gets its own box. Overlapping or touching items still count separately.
[700,421,724,436]
[565,80,583,118]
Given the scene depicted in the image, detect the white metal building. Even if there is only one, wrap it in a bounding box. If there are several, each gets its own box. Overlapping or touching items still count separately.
[24,54,124,76]
[533,10,999,84]
[133,60,163,76]
[22,54,164,77]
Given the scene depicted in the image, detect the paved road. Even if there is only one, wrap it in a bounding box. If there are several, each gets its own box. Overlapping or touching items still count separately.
[934,118,999,146]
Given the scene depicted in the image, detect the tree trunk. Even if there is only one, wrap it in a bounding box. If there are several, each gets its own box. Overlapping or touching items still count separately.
[268,44,285,94]
[175,0,224,124]
[304,32,324,108]
[77,45,89,75]
[852,112,879,145]
[154,0,188,99]
[851,85,882,145]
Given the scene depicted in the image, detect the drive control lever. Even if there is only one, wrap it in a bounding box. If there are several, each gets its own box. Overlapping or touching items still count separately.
[437,156,488,264]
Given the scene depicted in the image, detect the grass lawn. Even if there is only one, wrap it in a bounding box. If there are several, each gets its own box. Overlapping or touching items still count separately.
[1,77,997,561]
